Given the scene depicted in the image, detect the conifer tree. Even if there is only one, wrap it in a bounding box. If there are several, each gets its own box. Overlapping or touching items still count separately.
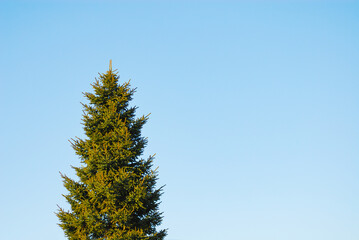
[57,61,167,240]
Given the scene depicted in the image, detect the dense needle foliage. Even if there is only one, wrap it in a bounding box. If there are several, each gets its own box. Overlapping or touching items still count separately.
[57,64,166,240]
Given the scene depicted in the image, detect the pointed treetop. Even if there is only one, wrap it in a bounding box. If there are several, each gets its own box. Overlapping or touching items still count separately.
[109,59,112,71]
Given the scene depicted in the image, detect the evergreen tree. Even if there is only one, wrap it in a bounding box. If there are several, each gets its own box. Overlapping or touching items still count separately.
[57,62,167,240]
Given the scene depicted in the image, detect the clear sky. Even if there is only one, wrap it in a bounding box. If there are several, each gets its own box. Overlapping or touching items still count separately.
[1,1,359,240]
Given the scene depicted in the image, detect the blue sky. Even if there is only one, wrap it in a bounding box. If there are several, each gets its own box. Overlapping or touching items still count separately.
[1,1,359,240]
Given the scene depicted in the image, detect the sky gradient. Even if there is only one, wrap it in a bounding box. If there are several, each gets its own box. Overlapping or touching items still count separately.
[1,1,359,240]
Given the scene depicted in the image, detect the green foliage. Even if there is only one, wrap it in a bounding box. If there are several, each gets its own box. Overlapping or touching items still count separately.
[57,67,166,240]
